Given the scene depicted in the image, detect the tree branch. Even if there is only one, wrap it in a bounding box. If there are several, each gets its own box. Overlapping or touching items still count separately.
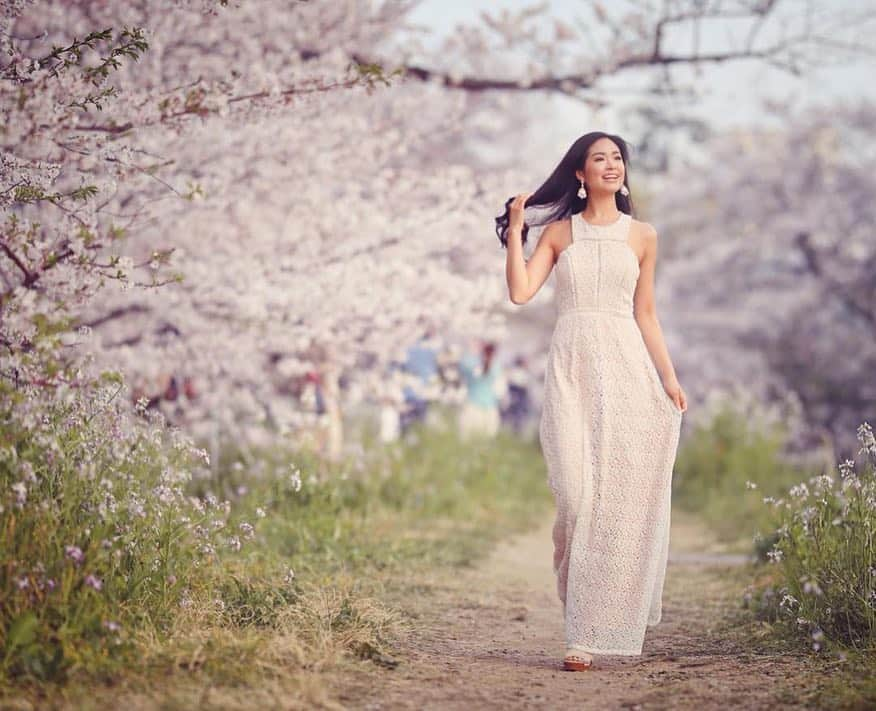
[0,240,35,286]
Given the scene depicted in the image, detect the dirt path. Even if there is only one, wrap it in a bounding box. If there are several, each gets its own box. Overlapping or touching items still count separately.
[332,510,828,710]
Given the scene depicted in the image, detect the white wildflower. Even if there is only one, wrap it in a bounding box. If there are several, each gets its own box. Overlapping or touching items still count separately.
[789,483,809,498]
[290,465,302,492]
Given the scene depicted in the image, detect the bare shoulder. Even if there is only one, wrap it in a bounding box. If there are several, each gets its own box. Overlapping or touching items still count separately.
[630,218,658,240]
[542,216,571,237]
[539,217,572,254]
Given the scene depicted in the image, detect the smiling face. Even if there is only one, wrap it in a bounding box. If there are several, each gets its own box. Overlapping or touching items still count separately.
[576,137,625,194]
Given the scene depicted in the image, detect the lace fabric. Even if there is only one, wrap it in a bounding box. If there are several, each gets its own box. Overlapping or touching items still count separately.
[539,211,683,655]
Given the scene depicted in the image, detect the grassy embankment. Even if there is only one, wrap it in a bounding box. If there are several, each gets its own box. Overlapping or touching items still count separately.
[672,403,876,708]
[2,407,552,709]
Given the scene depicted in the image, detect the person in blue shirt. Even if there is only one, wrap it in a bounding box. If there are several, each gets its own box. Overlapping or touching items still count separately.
[400,329,440,432]
[457,340,507,439]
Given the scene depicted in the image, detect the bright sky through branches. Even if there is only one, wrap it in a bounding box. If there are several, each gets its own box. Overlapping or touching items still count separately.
[408,0,876,133]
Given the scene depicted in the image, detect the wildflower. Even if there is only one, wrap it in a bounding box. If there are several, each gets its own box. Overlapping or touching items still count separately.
[15,576,29,590]
[102,620,121,632]
[153,484,175,505]
[65,545,84,565]
[812,629,824,642]
[290,465,302,492]
[227,535,241,552]
[239,522,255,540]
[779,591,798,611]
[127,493,147,518]
[20,462,36,483]
[767,547,784,563]
[789,483,809,498]
[745,480,758,490]
[800,506,817,524]
[11,481,27,506]
[84,574,103,591]
[802,578,824,596]
[857,422,876,456]
[168,574,177,586]
[179,588,193,608]
[284,568,296,584]
[838,459,857,480]
[814,474,834,492]
[255,507,266,518]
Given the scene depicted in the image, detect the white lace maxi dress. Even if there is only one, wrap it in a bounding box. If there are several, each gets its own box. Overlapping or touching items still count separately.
[538,211,683,656]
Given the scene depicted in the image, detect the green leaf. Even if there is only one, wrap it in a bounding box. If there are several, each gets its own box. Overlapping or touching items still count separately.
[6,612,39,653]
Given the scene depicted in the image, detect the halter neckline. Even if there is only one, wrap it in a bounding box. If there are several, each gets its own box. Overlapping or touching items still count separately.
[579,211,624,228]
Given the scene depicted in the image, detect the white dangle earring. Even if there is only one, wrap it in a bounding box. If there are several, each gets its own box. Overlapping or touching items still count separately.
[619,184,630,197]
[577,178,587,199]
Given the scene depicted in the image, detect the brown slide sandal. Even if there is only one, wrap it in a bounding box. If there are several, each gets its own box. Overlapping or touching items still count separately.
[563,653,593,671]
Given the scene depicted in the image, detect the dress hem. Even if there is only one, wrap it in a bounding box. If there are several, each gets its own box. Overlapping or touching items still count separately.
[565,644,646,656]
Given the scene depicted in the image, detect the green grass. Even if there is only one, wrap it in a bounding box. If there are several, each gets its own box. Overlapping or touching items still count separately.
[675,403,876,706]
[2,409,552,707]
[672,403,817,551]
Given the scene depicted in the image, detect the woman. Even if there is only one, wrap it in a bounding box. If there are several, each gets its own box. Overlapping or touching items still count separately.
[496,131,688,671]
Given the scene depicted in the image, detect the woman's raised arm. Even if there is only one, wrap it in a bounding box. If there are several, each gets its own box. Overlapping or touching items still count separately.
[506,215,562,305]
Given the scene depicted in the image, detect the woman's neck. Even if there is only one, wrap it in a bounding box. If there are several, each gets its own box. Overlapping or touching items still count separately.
[582,194,620,221]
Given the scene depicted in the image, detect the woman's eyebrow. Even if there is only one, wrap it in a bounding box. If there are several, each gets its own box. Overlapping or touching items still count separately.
[590,151,621,156]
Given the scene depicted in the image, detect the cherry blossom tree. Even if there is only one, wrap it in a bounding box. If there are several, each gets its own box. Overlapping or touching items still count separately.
[650,103,875,458]
[4,0,873,457]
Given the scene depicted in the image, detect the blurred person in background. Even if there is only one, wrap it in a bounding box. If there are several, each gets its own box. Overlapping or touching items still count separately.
[400,327,441,433]
[501,354,534,437]
[457,340,508,439]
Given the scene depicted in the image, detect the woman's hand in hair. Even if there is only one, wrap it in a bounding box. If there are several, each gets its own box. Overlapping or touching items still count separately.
[508,192,533,234]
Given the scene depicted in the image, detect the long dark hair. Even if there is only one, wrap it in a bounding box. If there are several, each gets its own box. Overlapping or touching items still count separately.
[494,131,635,248]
